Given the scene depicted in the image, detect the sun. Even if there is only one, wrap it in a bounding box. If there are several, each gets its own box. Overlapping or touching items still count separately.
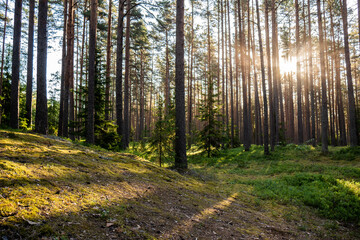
[279,58,297,74]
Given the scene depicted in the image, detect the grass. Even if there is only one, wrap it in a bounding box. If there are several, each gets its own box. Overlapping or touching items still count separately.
[1,130,360,239]
[187,144,360,224]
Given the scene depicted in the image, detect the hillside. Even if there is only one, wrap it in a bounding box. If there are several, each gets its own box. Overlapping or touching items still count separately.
[0,130,359,239]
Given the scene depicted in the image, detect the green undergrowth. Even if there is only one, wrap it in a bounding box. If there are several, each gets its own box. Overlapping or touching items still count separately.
[188,144,360,224]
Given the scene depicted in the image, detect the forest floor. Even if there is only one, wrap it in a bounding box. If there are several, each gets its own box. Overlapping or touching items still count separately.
[0,130,360,239]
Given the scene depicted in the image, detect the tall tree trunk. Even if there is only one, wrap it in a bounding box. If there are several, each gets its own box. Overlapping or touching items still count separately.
[64,0,75,139]
[238,0,250,151]
[0,0,8,126]
[358,0,360,46]
[256,0,269,154]
[332,9,346,145]
[59,0,68,137]
[247,0,252,144]
[317,0,328,153]
[342,0,358,146]
[174,0,187,169]
[234,0,240,140]
[251,1,262,145]
[295,0,303,143]
[87,0,98,144]
[165,30,170,114]
[187,0,194,148]
[221,0,226,138]
[26,0,35,128]
[308,0,316,146]
[105,0,112,121]
[265,0,274,150]
[139,51,144,140]
[116,0,124,146]
[123,0,131,148]
[226,0,234,146]
[289,72,295,141]
[10,0,23,129]
[303,0,310,142]
[78,0,88,134]
[322,3,335,146]
[224,0,229,129]
[35,0,48,134]
[271,0,280,145]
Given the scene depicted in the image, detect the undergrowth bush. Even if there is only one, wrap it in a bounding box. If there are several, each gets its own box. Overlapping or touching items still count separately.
[251,173,360,222]
[332,147,360,161]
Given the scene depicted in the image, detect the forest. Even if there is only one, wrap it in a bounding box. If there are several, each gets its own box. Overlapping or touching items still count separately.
[0,0,360,239]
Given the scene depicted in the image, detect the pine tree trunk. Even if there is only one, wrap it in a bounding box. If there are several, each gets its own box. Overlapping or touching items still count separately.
[26,0,35,128]
[295,0,303,144]
[139,51,144,140]
[308,0,316,146]
[59,0,68,137]
[224,0,229,130]
[271,0,280,145]
[116,0,124,146]
[165,30,170,114]
[65,0,75,139]
[303,1,310,142]
[105,0,112,121]
[35,0,48,134]
[238,0,250,151]
[78,0,88,134]
[317,0,328,153]
[87,0,98,144]
[0,0,8,126]
[251,9,261,146]
[221,0,226,138]
[187,0,194,148]
[342,0,358,146]
[332,23,346,145]
[174,0,187,169]
[247,0,252,144]
[123,0,131,148]
[226,0,234,146]
[256,0,269,154]
[234,1,240,141]
[10,0,23,129]
[265,0,274,150]
[322,5,335,146]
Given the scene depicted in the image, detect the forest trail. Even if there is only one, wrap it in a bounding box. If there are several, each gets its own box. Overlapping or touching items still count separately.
[0,130,358,239]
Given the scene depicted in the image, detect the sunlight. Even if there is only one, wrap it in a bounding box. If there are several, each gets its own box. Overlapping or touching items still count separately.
[279,58,297,74]
[161,193,238,238]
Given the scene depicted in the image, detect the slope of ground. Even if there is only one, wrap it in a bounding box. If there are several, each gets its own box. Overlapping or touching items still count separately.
[0,130,359,239]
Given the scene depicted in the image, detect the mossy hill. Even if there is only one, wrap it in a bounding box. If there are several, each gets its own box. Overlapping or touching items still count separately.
[0,130,359,239]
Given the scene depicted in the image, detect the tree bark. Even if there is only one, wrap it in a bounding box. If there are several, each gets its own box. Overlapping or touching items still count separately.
[256,0,269,154]
[265,0,274,150]
[317,0,328,153]
[123,0,131,148]
[174,0,187,169]
[342,0,358,146]
[226,0,234,146]
[105,0,112,121]
[295,0,303,143]
[25,0,35,128]
[10,0,23,129]
[35,0,48,134]
[116,0,124,146]
[59,0,68,137]
[238,0,250,151]
[308,0,316,146]
[87,0,98,144]
[0,0,8,125]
